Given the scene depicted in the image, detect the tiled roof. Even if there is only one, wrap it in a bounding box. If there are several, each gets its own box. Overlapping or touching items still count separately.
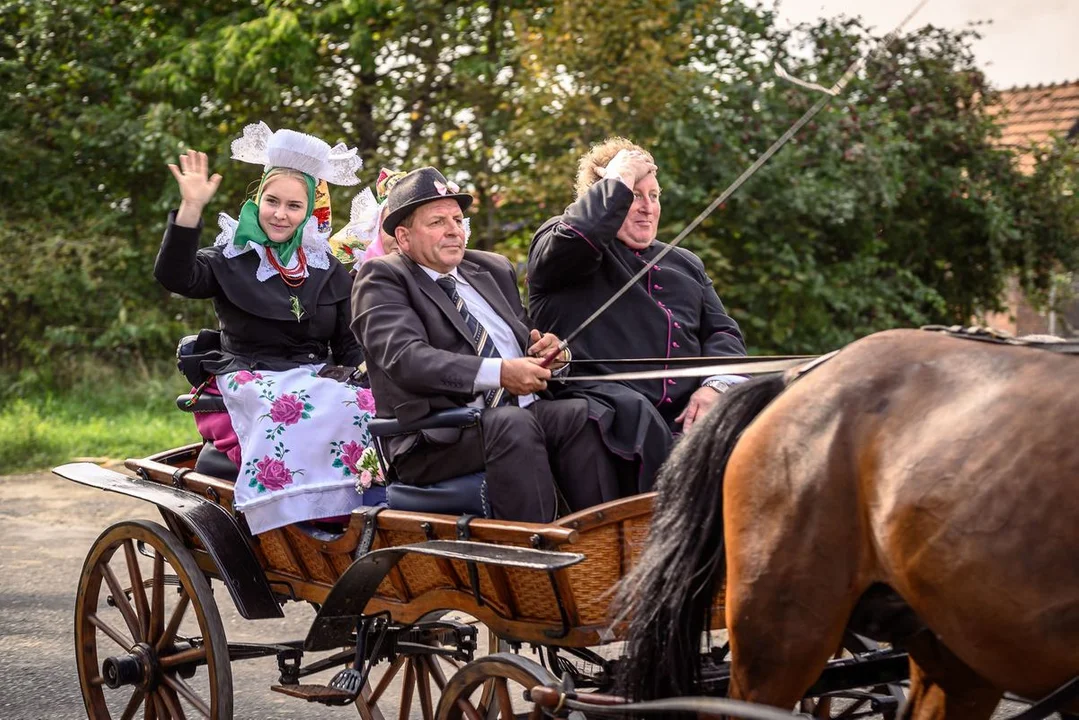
[996,80,1079,149]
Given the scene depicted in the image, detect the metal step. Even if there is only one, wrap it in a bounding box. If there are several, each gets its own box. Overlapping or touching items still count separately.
[270,684,355,706]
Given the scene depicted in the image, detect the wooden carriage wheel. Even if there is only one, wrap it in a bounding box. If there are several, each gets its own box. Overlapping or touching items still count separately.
[434,653,557,720]
[346,612,485,720]
[352,638,472,720]
[75,519,232,719]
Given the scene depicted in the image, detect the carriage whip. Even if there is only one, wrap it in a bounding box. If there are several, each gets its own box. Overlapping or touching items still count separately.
[543,0,932,365]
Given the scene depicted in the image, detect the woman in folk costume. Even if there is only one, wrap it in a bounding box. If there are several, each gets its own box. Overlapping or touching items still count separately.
[154,123,381,534]
[328,167,406,266]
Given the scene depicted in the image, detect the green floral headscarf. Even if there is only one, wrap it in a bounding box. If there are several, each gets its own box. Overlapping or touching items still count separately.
[233,168,317,265]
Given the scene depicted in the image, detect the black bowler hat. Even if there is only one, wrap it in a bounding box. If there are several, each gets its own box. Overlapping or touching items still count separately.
[381,167,473,235]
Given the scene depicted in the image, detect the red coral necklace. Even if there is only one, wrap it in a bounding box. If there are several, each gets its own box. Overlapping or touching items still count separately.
[267,247,308,288]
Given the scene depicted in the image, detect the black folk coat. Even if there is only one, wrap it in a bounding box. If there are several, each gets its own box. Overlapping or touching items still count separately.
[528,178,747,488]
[154,212,362,376]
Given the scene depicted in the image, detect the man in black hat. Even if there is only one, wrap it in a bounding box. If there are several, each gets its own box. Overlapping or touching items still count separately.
[351,167,622,523]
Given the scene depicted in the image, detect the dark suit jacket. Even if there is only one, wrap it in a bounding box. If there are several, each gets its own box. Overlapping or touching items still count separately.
[351,251,535,429]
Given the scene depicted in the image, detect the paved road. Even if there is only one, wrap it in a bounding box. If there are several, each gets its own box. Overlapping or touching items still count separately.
[0,469,488,720]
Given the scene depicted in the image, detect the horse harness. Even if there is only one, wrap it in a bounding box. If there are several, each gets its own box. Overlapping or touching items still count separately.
[920,324,1079,355]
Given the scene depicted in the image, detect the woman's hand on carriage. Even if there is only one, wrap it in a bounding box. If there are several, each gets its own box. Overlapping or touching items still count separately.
[168,149,223,228]
[528,329,569,371]
[499,357,552,395]
[676,385,724,432]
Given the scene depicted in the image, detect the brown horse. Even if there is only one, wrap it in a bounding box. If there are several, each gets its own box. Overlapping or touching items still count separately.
[617,328,1079,720]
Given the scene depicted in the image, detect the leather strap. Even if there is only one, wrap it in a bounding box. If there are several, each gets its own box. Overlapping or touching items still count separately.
[456,515,484,608]
[354,507,385,560]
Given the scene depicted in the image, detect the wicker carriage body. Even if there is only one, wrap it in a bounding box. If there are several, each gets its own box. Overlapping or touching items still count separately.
[126,443,726,648]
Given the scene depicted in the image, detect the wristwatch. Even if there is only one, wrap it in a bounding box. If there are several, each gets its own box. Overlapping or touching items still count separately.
[702,378,732,394]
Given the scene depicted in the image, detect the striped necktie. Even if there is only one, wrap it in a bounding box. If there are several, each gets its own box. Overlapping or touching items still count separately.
[435,275,515,408]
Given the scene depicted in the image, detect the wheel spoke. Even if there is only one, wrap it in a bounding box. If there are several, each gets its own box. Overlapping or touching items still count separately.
[144,691,157,720]
[426,655,449,691]
[102,561,143,644]
[149,551,165,646]
[123,540,151,642]
[159,685,186,720]
[398,659,415,720]
[528,706,544,720]
[118,688,145,720]
[152,692,167,720]
[415,658,435,720]
[368,655,406,705]
[155,591,191,655]
[429,651,459,690]
[477,679,494,716]
[88,612,134,651]
[357,678,388,720]
[494,677,515,720]
[159,645,207,669]
[457,698,484,720]
[163,675,212,719]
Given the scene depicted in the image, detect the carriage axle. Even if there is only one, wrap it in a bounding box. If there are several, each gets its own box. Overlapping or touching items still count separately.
[101,639,202,691]
[101,646,151,689]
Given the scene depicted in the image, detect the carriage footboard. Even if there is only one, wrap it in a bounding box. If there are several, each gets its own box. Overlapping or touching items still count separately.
[53,462,283,620]
[305,540,585,651]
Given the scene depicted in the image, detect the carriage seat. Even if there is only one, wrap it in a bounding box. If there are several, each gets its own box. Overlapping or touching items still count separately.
[194,441,240,481]
[368,407,490,519]
[175,393,240,481]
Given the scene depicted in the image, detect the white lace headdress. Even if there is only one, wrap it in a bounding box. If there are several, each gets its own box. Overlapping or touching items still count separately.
[229,122,363,186]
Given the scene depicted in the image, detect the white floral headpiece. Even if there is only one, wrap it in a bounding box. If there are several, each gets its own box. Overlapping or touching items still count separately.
[335,188,382,247]
[230,122,363,186]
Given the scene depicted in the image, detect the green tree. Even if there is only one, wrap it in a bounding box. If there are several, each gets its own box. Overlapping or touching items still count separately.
[1,0,1076,380]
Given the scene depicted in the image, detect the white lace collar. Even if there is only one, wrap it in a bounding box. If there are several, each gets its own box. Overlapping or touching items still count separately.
[214,213,332,282]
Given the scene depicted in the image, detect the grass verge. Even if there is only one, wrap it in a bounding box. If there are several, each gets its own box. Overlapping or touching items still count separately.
[0,374,199,474]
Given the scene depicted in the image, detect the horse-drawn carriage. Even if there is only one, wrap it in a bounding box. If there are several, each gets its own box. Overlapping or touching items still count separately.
[55,327,1079,720]
[55,355,912,719]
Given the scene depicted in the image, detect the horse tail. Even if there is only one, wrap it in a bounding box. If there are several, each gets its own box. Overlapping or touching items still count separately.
[614,374,787,701]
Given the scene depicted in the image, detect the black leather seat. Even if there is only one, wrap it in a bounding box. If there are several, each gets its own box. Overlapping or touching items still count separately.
[194,442,239,483]
[387,473,489,517]
[369,408,490,518]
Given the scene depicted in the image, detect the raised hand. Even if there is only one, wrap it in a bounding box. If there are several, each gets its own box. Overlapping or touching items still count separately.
[602,149,657,189]
[168,150,223,228]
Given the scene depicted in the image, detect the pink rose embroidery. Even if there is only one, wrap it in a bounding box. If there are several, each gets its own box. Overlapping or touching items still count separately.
[339,440,365,475]
[255,457,294,491]
[355,388,376,414]
[358,469,373,490]
[269,394,305,425]
[234,370,263,386]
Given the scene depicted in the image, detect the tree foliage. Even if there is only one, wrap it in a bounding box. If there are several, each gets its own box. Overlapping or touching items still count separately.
[2,0,1076,378]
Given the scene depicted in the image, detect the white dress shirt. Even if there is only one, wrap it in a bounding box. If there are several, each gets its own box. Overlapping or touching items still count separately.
[419,265,537,408]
